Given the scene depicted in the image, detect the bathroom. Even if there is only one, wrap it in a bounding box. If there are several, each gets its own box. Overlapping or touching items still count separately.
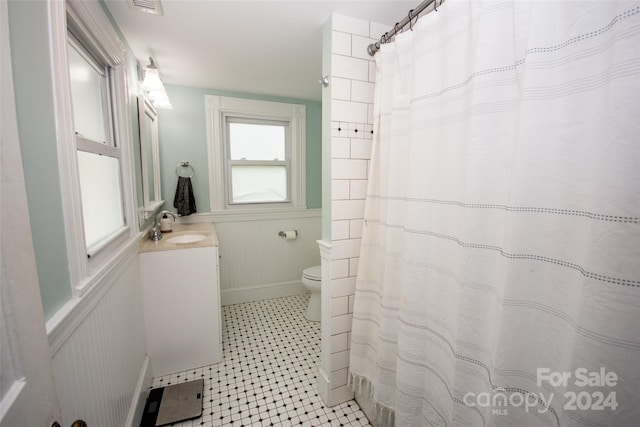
[3,0,639,426]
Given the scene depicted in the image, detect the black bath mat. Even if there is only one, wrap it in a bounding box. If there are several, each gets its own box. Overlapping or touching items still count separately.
[140,379,204,427]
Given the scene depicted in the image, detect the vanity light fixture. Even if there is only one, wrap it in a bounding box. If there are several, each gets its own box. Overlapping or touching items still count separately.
[141,57,172,109]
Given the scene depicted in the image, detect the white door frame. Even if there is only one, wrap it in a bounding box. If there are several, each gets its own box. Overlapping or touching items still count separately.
[0,1,62,424]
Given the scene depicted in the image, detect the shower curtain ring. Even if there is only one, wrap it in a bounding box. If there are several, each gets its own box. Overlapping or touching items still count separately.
[408,9,414,31]
[434,1,438,12]
[395,22,400,36]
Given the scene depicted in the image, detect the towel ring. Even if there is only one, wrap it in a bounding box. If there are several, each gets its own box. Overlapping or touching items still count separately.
[176,161,195,178]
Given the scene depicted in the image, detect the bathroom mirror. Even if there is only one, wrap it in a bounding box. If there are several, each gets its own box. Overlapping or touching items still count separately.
[138,95,163,224]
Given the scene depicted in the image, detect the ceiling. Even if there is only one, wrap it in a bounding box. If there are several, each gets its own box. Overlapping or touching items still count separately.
[103,0,417,101]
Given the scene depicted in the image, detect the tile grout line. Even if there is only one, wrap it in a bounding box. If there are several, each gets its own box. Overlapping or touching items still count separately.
[150,294,371,427]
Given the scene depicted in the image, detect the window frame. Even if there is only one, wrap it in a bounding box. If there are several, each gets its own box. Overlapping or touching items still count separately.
[68,35,128,257]
[66,34,114,147]
[206,95,306,215]
[138,95,164,217]
[49,0,137,295]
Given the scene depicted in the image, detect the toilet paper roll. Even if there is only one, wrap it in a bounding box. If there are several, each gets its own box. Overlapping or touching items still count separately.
[284,231,297,240]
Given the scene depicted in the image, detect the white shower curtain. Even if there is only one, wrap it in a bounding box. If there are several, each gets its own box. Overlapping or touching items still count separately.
[349,1,640,426]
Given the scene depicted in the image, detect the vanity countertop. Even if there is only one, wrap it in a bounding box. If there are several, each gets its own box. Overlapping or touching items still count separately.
[139,222,219,253]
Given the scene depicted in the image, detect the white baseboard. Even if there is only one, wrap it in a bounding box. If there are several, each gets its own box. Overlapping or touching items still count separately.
[318,367,354,407]
[318,367,331,406]
[221,280,308,306]
[125,355,152,427]
[329,384,355,406]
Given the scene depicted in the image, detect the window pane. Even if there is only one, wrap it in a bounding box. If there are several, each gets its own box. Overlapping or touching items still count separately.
[67,42,108,143]
[77,151,124,249]
[231,165,287,203]
[229,122,285,160]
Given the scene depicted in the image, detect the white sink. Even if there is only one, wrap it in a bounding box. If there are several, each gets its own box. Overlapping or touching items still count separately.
[166,233,207,244]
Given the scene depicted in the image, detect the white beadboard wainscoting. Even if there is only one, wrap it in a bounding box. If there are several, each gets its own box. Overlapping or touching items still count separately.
[47,246,150,427]
[214,210,322,305]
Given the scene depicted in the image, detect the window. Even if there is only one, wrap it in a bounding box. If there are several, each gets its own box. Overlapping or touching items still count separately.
[49,0,135,292]
[67,38,126,254]
[226,118,290,204]
[206,96,306,214]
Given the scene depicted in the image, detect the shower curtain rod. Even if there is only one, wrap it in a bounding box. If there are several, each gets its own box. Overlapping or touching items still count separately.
[367,0,440,56]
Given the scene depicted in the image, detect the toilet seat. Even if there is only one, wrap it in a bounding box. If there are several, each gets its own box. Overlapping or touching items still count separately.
[302,265,321,281]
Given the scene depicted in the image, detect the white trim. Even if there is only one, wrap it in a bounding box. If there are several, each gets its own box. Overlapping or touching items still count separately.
[45,236,139,356]
[317,368,331,408]
[76,137,120,157]
[317,239,332,259]
[178,208,321,224]
[65,0,126,65]
[86,225,129,259]
[205,95,306,212]
[318,240,333,408]
[124,355,152,427]
[205,95,223,211]
[49,0,138,297]
[111,60,137,239]
[49,0,87,285]
[327,384,354,407]
[220,280,307,306]
[138,95,163,214]
[0,379,25,422]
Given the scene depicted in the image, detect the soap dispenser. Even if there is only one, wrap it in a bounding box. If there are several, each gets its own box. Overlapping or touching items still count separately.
[159,213,173,232]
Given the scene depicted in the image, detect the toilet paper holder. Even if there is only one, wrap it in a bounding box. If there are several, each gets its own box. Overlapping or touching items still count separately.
[278,230,298,238]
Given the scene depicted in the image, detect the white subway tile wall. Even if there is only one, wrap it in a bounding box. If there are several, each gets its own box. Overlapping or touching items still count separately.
[331,277,357,299]
[350,219,364,239]
[332,14,370,37]
[331,313,354,335]
[331,77,352,101]
[349,257,360,277]
[331,296,349,317]
[331,350,351,372]
[331,239,362,260]
[331,333,349,353]
[332,199,366,221]
[327,14,380,407]
[331,334,349,352]
[331,219,350,241]
[331,179,350,200]
[350,180,368,200]
[331,138,351,161]
[331,258,350,279]
[332,30,352,56]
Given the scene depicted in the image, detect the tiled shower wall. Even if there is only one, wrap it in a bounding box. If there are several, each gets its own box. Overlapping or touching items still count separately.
[320,13,387,406]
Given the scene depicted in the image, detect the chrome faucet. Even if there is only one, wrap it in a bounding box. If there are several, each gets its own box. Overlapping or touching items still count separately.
[150,210,177,241]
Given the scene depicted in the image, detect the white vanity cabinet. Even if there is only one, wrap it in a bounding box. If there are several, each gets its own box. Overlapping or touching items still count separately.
[139,223,222,377]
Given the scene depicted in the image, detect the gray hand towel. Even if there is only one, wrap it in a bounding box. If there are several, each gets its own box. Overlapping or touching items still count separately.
[173,176,197,216]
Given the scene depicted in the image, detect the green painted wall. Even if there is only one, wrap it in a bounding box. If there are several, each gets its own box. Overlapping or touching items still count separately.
[8,0,73,320]
[157,85,322,212]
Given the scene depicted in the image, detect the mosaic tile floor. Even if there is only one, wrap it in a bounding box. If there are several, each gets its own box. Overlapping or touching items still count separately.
[150,294,371,427]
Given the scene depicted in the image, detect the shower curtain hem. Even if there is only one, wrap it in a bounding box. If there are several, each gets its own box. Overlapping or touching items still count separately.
[349,372,395,427]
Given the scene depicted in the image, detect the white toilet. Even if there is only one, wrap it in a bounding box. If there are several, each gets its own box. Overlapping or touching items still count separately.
[301,265,321,322]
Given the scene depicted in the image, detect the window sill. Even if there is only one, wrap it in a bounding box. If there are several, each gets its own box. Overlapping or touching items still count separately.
[179,207,321,223]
